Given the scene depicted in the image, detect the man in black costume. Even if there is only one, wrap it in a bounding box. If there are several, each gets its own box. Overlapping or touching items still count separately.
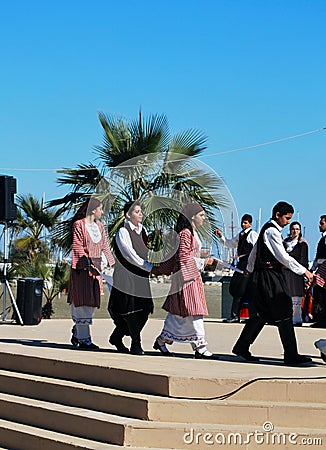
[310,215,326,328]
[232,202,314,365]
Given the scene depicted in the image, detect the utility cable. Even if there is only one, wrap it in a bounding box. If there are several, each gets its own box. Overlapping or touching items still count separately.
[0,126,325,172]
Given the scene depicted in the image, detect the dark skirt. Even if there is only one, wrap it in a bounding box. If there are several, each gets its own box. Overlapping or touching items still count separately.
[108,265,154,319]
[251,269,293,323]
[229,272,250,299]
[283,269,305,297]
[67,269,101,308]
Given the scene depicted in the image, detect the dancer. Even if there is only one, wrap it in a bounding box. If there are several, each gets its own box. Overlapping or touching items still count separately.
[154,202,218,359]
[216,214,258,322]
[283,221,309,326]
[68,198,115,349]
[108,201,154,355]
[311,215,326,328]
[232,201,314,365]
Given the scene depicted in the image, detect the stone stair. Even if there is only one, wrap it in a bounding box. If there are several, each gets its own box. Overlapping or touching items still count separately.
[0,350,325,449]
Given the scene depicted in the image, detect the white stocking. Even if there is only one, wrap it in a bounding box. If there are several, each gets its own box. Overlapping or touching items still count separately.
[292,296,302,324]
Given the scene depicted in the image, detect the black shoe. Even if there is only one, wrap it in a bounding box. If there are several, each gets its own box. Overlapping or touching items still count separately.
[321,353,326,363]
[78,342,100,350]
[130,346,145,355]
[71,335,79,347]
[223,316,240,323]
[232,346,260,361]
[240,318,249,324]
[71,325,79,346]
[194,351,219,360]
[310,322,326,328]
[153,339,173,356]
[284,354,312,365]
[109,335,129,354]
[293,322,302,327]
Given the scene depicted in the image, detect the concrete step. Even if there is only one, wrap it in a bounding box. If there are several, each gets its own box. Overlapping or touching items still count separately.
[2,350,326,403]
[230,377,326,403]
[1,369,326,427]
[0,419,172,450]
[0,392,326,449]
[0,369,151,421]
[0,350,177,397]
[0,412,324,450]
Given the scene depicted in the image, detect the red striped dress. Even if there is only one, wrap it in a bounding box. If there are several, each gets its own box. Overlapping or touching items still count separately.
[68,219,115,308]
[162,228,208,317]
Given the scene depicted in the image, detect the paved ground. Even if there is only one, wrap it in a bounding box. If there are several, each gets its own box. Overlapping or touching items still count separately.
[1,318,326,386]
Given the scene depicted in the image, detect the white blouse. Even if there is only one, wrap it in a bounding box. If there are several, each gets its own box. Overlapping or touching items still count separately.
[115,220,152,272]
[85,221,101,243]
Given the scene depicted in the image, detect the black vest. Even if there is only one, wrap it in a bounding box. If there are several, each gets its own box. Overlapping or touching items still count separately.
[113,222,149,278]
[316,235,326,259]
[254,222,282,271]
[237,229,253,257]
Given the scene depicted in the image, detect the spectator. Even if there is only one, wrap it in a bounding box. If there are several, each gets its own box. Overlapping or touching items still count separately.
[215,214,258,322]
[283,221,309,326]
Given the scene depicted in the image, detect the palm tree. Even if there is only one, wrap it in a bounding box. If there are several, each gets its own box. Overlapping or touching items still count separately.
[12,194,63,263]
[40,262,70,319]
[8,195,69,318]
[9,194,63,275]
[49,111,228,257]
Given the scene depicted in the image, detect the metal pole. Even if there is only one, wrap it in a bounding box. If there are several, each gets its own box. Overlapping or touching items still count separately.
[258,207,262,231]
[1,222,23,324]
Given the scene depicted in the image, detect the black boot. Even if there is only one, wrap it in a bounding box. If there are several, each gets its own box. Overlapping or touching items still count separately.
[232,316,265,361]
[224,297,241,323]
[130,337,144,355]
[71,325,79,347]
[109,326,129,353]
[223,314,240,323]
[126,311,147,355]
[277,318,312,365]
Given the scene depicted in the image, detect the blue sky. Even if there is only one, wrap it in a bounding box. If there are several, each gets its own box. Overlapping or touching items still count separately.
[0,0,325,258]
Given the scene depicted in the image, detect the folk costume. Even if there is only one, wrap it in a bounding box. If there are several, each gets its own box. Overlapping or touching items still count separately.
[68,215,115,348]
[311,231,326,328]
[283,236,309,325]
[155,203,217,359]
[232,219,311,365]
[108,220,154,355]
[219,227,258,321]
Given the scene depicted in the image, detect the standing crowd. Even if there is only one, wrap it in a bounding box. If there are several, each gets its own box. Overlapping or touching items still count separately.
[68,197,326,366]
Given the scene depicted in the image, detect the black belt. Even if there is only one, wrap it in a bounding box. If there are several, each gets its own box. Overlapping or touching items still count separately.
[255,262,282,270]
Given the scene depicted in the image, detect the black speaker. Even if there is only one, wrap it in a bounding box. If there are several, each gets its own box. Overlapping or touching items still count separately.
[0,175,17,222]
[16,278,43,325]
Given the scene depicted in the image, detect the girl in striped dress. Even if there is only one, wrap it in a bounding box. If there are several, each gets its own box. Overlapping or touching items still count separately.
[154,202,219,359]
[68,198,115,349]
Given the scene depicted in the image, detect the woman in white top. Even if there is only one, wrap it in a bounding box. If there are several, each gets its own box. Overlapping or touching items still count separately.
[283,221,309,326]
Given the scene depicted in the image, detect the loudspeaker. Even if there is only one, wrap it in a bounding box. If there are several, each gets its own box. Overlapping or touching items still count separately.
[0,175,17,222]
[16,278,43,325]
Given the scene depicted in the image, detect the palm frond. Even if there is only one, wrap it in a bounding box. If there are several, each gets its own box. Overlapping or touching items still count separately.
[50,111,232,254]
[167,129,207,157]
[57,164,102,190]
